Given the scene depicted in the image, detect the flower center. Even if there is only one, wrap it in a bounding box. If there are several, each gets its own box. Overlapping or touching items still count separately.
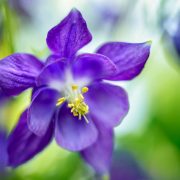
[56,85,89,123]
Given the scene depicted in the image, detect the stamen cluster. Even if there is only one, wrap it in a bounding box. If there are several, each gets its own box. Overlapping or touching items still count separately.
[56,85,89,123]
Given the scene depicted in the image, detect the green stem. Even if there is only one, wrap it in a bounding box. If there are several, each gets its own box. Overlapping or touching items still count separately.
[2,0,15,53]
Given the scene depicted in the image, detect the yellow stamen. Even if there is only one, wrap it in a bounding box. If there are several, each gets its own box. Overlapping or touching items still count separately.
[79,114,82,120]
[72,84,78,91]
[56,97,66,106]
[79,94,84,100]
[67,94,89,122]
[56,84,89,123]
[68,103,74,108]
[83,115,89,123]
[81,87,88,93]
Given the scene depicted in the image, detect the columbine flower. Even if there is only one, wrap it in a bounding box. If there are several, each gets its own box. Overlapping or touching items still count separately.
[90,1,121,32]
[110,150,151,180]
[0,88,8,105]
[0,8,151,173]
[0,127,8,172]
[8,0,32,20]
[166,17,180,58]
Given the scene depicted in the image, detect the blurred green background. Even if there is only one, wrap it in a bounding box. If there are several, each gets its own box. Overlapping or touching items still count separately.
[0,0,180,179]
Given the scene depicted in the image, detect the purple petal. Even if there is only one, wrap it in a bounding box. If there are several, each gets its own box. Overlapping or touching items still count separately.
[0,128,8,170]
[110,150,151,180]
[0,88,8,104]
[7,110,54,167]
[46,8,92,58]
[37,60,66,87]
[72,53,118,82]
[0,53,43,96]
[55,104,98,151]
[81,126,114,174]
[28,87,59,136]
[96,41,151,80]
[45,54,62,65]
[9,0,31,19]
[85,82,129,128]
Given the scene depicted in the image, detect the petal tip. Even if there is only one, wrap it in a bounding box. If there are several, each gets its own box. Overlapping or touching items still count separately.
[46,8,92,57]
[71,7,80,14]
[146,40,152,46]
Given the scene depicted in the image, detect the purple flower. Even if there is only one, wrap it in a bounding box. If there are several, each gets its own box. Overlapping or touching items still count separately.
[0,128,8,172]
[170,18,180,58]
[90,2,121,32]
[0,88,8,105]
[8,0,32,20]
[0,9,151,173]
[110,150,151,180]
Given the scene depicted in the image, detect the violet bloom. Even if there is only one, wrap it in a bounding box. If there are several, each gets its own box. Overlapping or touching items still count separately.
[0,128,8,172]
[0,9,151,173]
[0,88,8,105]
[8,0,32,20]
[92,3,121,31]
[110,150,151,180]
[171,18,180,57]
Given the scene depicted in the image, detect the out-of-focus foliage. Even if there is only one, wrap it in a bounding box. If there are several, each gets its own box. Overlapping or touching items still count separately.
[0,0,179,180]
